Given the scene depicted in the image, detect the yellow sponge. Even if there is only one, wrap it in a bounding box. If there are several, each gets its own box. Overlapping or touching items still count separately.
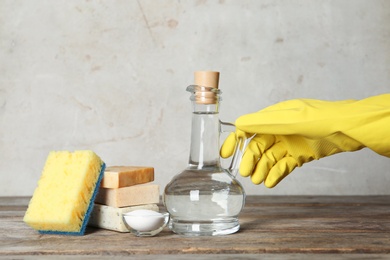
[23,150,105,235]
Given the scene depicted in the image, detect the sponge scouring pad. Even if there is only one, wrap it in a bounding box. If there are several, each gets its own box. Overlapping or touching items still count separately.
[23,150,105,235]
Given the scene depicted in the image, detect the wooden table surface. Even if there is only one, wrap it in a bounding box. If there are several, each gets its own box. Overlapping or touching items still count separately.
[1,196,390,259]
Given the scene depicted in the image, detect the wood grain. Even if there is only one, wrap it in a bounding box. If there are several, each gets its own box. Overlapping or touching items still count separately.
[1,196,390,258]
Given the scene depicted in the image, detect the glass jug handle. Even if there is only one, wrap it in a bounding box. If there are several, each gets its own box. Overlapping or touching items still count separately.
[220,121,254,177]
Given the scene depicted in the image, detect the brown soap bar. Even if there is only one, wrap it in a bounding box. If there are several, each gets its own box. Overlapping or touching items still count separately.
[100,166,154,188]
[95,184,160,208]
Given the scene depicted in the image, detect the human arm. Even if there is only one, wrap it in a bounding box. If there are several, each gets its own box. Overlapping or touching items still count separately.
[221,94,390,187]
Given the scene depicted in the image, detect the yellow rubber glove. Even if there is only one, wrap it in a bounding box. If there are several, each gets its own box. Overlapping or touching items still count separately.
[221,94,390,188]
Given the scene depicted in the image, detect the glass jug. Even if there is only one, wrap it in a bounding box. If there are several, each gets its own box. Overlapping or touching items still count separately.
[163,71,248,236]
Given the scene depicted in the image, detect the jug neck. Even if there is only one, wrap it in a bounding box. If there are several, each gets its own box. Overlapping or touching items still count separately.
[187,86,222,170]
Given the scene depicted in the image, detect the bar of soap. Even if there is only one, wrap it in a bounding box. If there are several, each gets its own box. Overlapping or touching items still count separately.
[95,184,160,208]
[100,166,154,188]
[88,203,159,232]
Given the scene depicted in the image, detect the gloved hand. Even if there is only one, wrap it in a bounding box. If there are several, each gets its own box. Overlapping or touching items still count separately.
[221,94,390,188]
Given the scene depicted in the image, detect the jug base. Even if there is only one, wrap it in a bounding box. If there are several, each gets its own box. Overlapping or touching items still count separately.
[169,218,240,236]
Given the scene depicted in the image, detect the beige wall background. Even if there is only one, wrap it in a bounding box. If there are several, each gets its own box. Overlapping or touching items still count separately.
[1,0,389,196]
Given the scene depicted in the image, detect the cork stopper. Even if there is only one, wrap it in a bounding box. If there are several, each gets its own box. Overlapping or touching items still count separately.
[193,71,220,104]
[194,71,220,89]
